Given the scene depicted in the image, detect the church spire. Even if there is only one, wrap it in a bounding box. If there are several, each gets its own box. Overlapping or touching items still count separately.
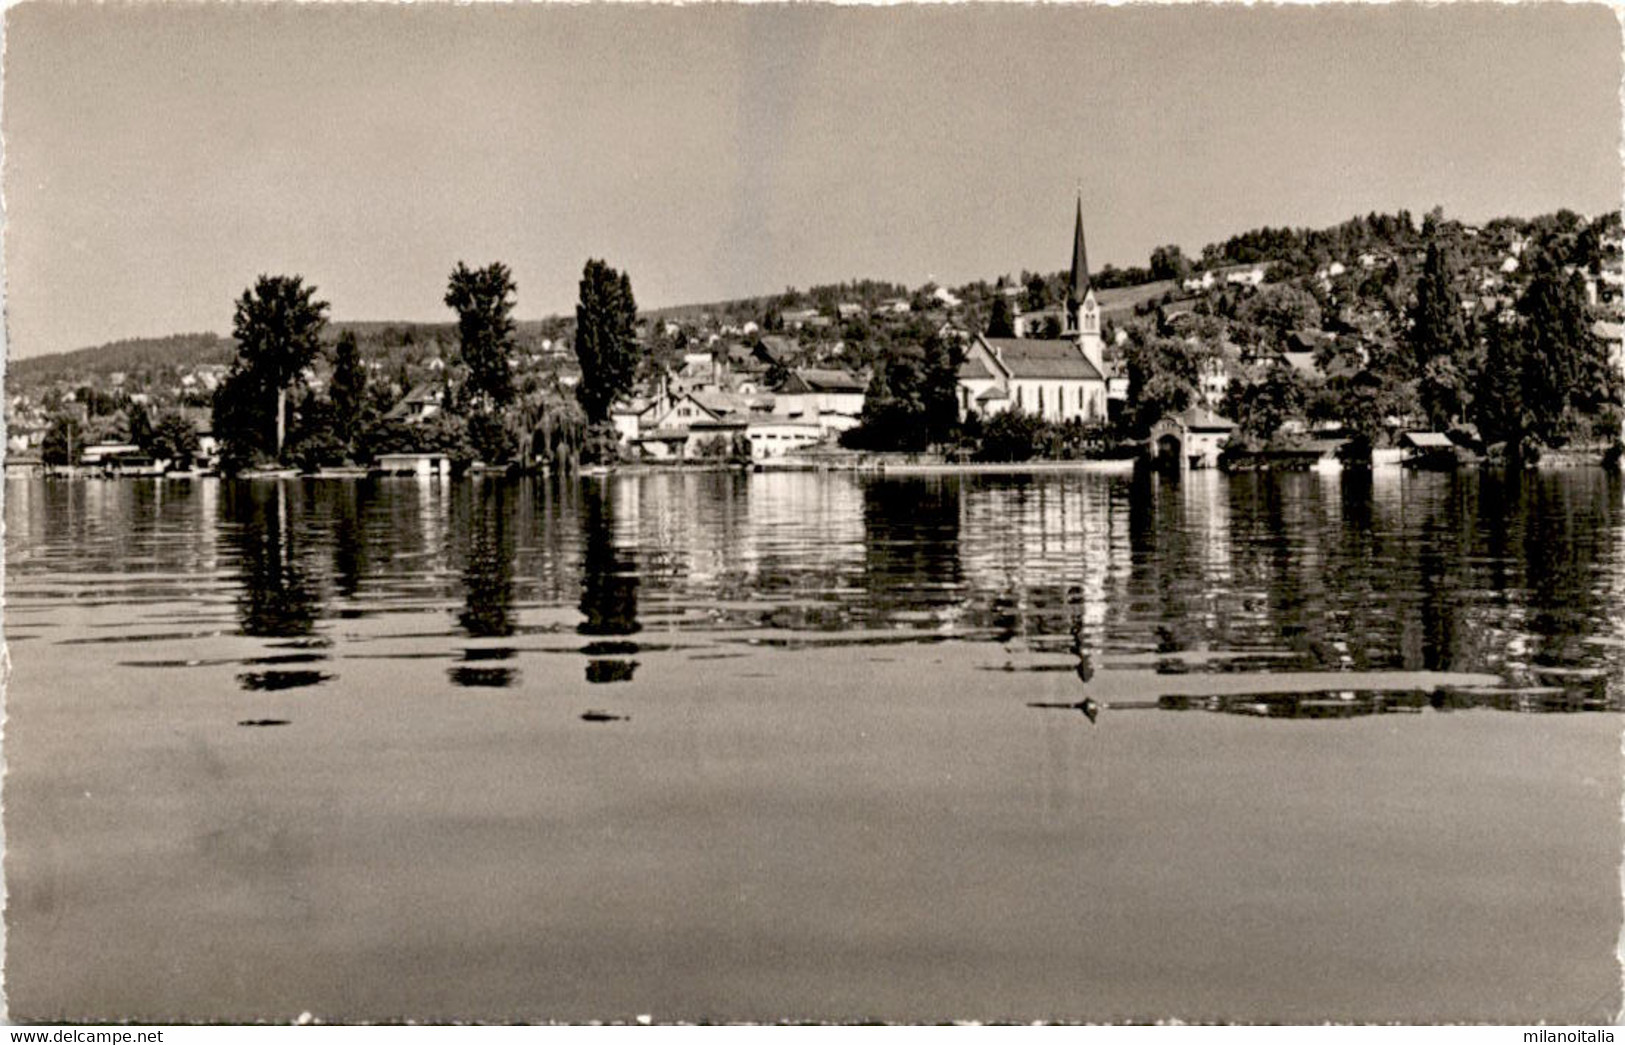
[1067,196,1091,309]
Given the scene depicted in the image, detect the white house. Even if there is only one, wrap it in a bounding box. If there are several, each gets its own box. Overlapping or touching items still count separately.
[744,419,825,459]
[771,368,867,433]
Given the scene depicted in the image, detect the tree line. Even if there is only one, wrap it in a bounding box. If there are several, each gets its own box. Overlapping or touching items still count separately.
[207,259,643,474]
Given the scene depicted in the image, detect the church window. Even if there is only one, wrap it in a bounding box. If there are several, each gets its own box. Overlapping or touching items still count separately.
[1038,387,1044,414]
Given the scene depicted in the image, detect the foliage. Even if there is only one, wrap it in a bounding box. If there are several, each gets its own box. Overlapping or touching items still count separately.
[840,334,964,452]
[1124,334,1200,436]
[1221,365,1307,443]
[219,274,330,466]
[151,412,201,466]
[986,296,1016,338]
[973,409,1048,462]
[575,259,640,425]
[1148,244,1191,282]
[126,401,154,451]
[1408,241,1472,428]
[41,414,84,466]
[1510,253,1613,451]
[467,409,517,466]
[580,420,623,467]
[444,261,517,409]
[330,330,368,449]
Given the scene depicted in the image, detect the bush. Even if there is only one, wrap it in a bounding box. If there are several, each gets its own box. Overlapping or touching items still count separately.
[581,422,623,466]
[467,410,517,466]
[974,410,1048,462]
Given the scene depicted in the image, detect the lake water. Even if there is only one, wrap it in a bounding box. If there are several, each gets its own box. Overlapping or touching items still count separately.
[5,468,1622,1023]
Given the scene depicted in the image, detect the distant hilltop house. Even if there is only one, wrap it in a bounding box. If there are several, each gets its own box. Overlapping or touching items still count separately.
[957,200,1108,424]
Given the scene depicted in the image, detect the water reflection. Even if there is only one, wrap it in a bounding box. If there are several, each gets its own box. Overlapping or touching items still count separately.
[10,469,1623,715]
[237,669,333,691]
[455,483,516,638]
[449,646,518,688]
[222,482,320,638]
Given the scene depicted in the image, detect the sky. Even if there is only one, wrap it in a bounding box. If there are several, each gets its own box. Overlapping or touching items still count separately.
[3,2,1621,359]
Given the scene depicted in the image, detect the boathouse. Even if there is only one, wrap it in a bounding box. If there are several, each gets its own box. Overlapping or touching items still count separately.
[1149,406,1237,470]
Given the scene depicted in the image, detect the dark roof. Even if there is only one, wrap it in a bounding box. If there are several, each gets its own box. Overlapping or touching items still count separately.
[981,337,1104,381]
[782,368,866,394]
[1161,406,1236,432]
[957,356,996,380]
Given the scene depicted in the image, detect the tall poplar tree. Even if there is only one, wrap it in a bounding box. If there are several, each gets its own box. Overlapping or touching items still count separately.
[574,260,640,425]
[444,262,517,410]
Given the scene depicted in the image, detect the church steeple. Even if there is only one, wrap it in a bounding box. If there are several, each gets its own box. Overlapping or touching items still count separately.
[1067,196,1090,311]
[1067,196,1104,377]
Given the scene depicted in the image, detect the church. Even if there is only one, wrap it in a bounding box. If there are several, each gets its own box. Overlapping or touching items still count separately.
[957,200,1109,424]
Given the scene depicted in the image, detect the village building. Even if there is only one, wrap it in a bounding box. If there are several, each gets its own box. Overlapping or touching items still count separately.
[957,200,1108,424]
[771,368,867,433]
[384,382,445,423]
[1149,406,1237,470]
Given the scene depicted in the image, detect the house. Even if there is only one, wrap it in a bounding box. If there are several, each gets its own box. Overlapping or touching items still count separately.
[836,303,865,321]
[384,382,444,423]
[1182,271,1218,293]
[752,335,797,370]
[1224,264,1267,287]
[744,419,825,459]
[772,368,867,433]
[1149,406,1236,470]
[1197,353,1232,407]
[956,200,1109,425]
[1399,431,1459,469]
[931,286,962,308]
[781,308,822,330]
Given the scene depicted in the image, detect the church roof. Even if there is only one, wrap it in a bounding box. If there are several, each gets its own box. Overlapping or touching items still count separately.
[1067,197,1091,305]
[980,337,1104,381]
[781,368,866,394]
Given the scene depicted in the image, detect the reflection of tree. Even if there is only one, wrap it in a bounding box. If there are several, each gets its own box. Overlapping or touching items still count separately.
[578,478,640,637]
[860,476,962,627]
[331,483,369,600]
[456,483,516,638]
[223,481,321,637]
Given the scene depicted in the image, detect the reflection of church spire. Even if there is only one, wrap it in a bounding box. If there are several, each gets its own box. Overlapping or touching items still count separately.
[1067,195,1091,315]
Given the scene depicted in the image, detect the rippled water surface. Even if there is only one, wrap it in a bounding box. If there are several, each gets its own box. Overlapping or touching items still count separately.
[6,470,1622,1022]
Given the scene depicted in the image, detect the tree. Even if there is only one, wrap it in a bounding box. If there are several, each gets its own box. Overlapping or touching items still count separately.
[1222,365,1306,443]
[574,259,640,425]
[1515,254,1604,448]
[1407,241,1470,428]
[1124,334,1200,436]
[330,330,367,450]
[986,296,1016,338]
[444,262,517,410]
[1024,273,1049,311]
[226,274,330,461]
[974,409,1047,462]
[1473,313,1524,449]
[151,412,201,468]
[1149,244,1191,283]
[127,401,154,452]
[41,414,83,467]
